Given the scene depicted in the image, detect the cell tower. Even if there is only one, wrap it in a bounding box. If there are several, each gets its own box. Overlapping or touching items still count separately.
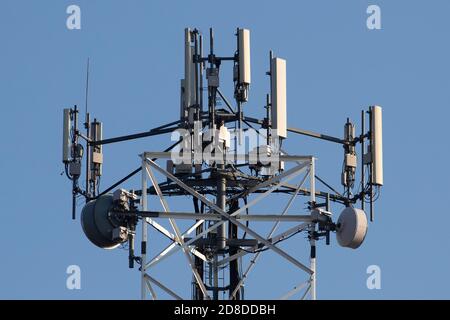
[62,28,383,300]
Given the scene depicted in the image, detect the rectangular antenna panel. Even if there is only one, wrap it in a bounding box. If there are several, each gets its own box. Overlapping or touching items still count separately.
[188,47,196,104]
[238,29,251,85]
[270,57,287,139]
[62,108,71,163]
[184,28,196,115]
[370,105,383,186]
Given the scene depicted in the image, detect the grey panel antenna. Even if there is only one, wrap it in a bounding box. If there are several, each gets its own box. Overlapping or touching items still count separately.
[62,109,71,163]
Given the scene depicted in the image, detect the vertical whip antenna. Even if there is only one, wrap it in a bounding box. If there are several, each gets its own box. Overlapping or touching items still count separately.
[85,58,90,117]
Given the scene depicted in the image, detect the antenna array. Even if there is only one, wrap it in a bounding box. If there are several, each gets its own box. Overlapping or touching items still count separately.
[62,27,383,300]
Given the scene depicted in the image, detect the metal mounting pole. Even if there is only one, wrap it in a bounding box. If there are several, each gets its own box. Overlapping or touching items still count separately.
[215,165,227,300]
[228,199,240,300]
[309,228,316,300]
[84,112,90,199]
[193,198,204,300]
[217,168,227,250]
[310,158,317,300]
[199,34,204,114]
[209,28,216,131]
[361,109,365,212]
[84,59,91,200]
[236,28,243,144]
[72,106,79,220]
[141,156,148,300]
[369,109,374,222]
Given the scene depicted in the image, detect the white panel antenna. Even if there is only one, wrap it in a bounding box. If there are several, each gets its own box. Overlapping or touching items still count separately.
[270,57,287,139]
[234,28,251,103]
[370,106,383,186]
[238,29,251,85]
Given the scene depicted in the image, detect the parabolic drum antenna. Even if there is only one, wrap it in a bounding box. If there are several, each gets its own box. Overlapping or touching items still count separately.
[62,27,383,300]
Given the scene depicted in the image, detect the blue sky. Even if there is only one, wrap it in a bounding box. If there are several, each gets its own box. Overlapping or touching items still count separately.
[1,0,449,299]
